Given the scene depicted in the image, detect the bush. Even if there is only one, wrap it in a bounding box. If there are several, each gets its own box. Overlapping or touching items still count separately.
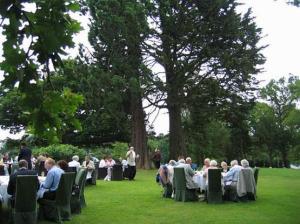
[33,144,86,162]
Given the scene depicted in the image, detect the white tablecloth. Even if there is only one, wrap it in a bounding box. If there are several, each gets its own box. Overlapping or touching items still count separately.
[193,172,206,190]
[0,176,46,207]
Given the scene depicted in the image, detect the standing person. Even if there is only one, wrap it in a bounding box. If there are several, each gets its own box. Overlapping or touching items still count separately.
[18,142,32,170]
[152,149,162,169]
[126,147,136,181]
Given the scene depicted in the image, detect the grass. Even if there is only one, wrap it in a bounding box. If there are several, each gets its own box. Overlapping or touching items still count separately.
[39,168,300,224]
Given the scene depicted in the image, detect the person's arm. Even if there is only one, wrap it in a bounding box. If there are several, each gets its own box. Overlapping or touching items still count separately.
[186,166,195,177]
[41,170,54,189]
[126,151,131,158]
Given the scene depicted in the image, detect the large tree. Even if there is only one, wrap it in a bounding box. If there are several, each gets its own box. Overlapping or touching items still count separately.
[145,0,265,159]
[86,0,151,168]
[260,76,299,167]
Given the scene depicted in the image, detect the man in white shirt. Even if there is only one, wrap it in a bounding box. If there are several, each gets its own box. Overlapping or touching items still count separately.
[68,155,81,171]
[126,147,136,180]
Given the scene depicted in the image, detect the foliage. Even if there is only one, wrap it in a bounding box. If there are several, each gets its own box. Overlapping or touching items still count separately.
[32,144,86,162]
[0,0,83,143]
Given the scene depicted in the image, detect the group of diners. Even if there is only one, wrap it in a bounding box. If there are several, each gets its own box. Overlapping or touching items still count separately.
[0,156,91,223]
[157,157,257,202]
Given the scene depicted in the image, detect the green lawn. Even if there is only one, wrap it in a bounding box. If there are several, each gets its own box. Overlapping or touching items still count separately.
[41,168,300,224]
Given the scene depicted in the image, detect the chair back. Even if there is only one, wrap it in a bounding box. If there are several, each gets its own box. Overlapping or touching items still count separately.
[207,169,222,192]
[56,173,76,206]
[111,165,123,181]
[15,175,38,212]
[98,167,108,179]
[173,168,186,191]
[253,168,259,185]
[0,165,5,176]
[75,168,87,197]
[68,167,77,173]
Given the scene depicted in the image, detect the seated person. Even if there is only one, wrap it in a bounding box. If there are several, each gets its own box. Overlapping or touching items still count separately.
[241,159,252,170]
[38,158,64,200]
[201,158,211,172]
[57,160,69,172]
[167,160,176,186]
[104,156,115,181]
[221,161,228,173]
[82,155,95,184]
[205,160,218,182]
[177,159,198,189]
[223,160,242,185]
[7,160,39,207]
[99,156,107,168]
[68,155,81,171]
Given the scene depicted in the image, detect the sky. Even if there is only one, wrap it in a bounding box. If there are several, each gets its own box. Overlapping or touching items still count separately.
[0,0,300,140]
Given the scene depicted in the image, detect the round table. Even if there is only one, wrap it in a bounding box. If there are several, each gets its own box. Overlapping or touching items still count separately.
[193,171,206,190]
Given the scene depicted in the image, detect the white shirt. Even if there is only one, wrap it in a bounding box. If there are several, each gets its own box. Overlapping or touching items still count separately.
[99,159,106,168]
[126,150,136,166]
[68,160,80,171]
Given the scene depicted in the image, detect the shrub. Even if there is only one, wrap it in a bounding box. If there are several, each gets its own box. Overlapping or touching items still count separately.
[33,144,86,162]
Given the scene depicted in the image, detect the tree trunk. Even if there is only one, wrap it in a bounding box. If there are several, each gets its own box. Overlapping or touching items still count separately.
[168,102,186,160]
[130,93,150,169]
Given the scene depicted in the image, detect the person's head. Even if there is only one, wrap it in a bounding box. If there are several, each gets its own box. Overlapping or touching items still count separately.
[130,146,134,151]
[177,155,184,161]
[57,160,68,171]
[20,142,27,149]
[210,160,218,167]
[204,158,210,167]
[186,157,192,165]
[72,155,79,162]
[18,159,28,169]
[45,158,56,171]
[169,160,176,166]
[241,159,249,168]
[85,155,91,162]
[178,159,186,164]
[230,160,238,167]
[221,161,228,169]
[107,155,113,161]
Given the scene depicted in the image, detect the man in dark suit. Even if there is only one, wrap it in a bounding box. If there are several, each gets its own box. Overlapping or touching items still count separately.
[7,160,39,207]
[18,142,32,170]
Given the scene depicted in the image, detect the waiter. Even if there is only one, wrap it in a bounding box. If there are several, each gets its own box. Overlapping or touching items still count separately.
[18,142,32,170]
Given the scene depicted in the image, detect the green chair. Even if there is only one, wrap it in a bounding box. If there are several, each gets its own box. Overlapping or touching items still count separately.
[98,167,107,179]
[38,172,76,223]
[71,168,87,214]
[91,162,98,185]
[207,169,223,204]
[173,168,197,202]
[13,175,39,224]
[111,165,123,181]
[253,168,259,186]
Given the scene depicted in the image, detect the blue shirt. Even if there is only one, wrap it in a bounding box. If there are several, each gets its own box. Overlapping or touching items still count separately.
[224,165,242,183]
[41,166,64,192]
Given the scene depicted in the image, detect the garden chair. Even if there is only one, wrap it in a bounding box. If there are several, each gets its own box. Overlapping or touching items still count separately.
[98,167,108,179]
[13,175,39,224]
[38,172,76,223]
[173,168,197,202]
[111,165,123,181]
[237,169,256,201]
[207,169,223,204]
[71,168,87,214]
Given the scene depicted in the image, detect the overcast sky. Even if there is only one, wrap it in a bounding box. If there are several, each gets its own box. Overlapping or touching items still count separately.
[0,0,300,140]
